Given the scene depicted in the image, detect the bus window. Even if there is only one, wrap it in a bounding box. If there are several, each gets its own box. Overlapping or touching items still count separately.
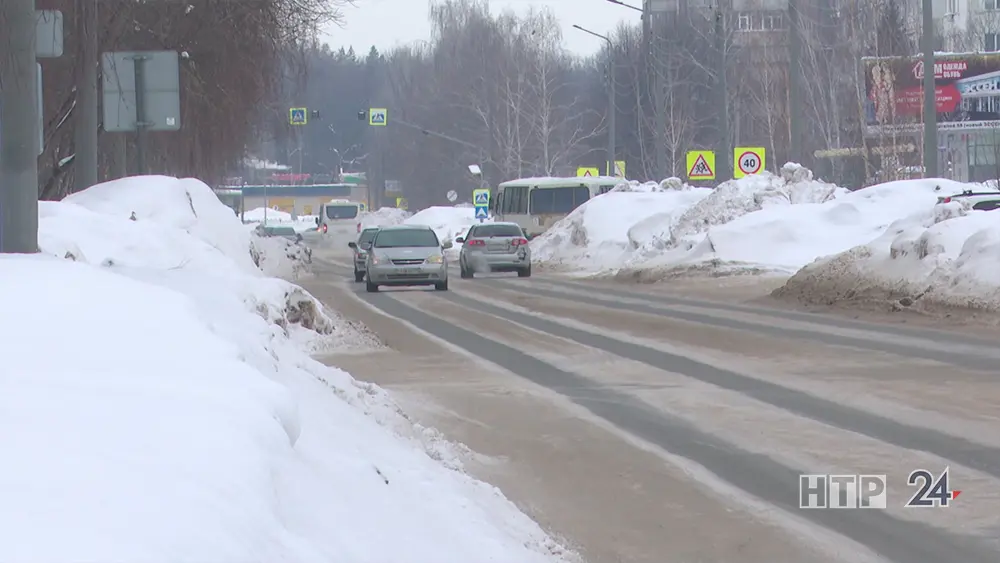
[325,204,359,220]
[530,186,589,214]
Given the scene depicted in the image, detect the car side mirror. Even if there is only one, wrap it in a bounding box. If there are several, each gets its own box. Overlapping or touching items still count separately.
[455,237,465,243]
[296,234,303,242]
[348,241,357,248]
[442,241,453,249]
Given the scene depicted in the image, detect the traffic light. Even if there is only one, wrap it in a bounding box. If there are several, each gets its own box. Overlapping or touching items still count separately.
[357,110,366,121]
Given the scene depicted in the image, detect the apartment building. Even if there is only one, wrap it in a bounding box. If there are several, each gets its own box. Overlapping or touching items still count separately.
[939,0,1000,52]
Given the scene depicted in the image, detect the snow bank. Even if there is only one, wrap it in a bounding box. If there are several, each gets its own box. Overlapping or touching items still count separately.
[775,181,1000,314]
[532,164,848,275]
[531,183,710,271]
[361,206,411,229]
[243,207,318,233]
[2,175,575,563]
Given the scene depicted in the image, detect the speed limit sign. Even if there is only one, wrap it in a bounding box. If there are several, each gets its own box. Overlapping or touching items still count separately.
[734,147,766,179]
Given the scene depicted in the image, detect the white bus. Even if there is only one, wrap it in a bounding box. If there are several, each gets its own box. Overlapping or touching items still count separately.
[317,199,363,236]
[492,176,622,237]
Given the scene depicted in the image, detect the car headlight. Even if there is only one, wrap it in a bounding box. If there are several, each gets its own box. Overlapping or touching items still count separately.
[426,255,444,264]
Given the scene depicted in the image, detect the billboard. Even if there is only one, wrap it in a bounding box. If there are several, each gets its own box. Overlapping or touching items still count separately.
[862,53,1000,136]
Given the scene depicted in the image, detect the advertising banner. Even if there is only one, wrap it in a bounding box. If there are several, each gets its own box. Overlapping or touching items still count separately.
[862,53,1000,136]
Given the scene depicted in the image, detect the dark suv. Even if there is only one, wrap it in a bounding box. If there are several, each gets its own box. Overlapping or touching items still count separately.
[349,227,380,282]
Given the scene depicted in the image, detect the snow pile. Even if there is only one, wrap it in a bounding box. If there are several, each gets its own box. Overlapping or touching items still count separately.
[4,175,575,563]
[361,206,411,229]
[530,188,711,271]
[612,177,690,192]
[775,180,1000,313]
[245,206,293,222]
[405,205,487,259]
[244,207,318,233]
[531,164,847,275]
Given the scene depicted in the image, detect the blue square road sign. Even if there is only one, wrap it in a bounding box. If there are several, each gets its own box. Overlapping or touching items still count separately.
[474,206,489,219]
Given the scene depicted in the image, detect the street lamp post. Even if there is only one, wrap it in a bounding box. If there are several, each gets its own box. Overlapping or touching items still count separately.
[573,24,616,178]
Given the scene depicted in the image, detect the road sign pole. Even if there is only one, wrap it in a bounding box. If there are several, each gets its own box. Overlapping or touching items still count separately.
[133,55,148,175]
[0,0,41,253]
[921,0,938,178]
[74,0,99,192]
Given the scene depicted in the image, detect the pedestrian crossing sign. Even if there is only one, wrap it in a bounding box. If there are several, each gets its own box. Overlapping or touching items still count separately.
[475,206,489,219]
[289,107,307,125]
[686,150,716,180]
[369,108,387,126]
[473,189,490,206]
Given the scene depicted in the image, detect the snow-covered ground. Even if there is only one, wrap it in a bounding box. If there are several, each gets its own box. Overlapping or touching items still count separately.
[0,176,577,563]
[530,164,1000,313]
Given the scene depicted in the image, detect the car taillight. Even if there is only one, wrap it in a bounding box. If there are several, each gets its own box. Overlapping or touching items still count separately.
[942,197,952,203]
[512,238,528,245]
[467,239,485,246]
[321,224,328,233]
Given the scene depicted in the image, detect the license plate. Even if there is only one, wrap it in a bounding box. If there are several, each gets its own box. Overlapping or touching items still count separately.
[398,268,419,274]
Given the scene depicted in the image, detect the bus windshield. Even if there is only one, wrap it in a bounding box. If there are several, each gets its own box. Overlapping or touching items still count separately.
[325,204,359,220]
[529,186,590,214]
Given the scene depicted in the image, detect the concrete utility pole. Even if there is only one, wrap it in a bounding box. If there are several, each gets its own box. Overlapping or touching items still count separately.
[573,24,616,177]
[0,0,41,253]
[787,0,803,164]
[921,0,938,178]
[74,0,99,192]
[714,5,731,180]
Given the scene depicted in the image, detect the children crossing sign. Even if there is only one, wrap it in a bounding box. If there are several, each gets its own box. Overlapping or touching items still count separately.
[576,167,599,177]
[686,151,715,180]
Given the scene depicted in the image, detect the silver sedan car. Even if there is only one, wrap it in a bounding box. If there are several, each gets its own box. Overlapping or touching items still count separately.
[456,222,531,278]
[364,225,451,292]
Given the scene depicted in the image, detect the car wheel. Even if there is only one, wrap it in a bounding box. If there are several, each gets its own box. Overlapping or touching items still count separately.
[366,279,379,293]
[435,279,449,291]
[518,264,531,278]
[354,270,365,282]
[460,262,473,279]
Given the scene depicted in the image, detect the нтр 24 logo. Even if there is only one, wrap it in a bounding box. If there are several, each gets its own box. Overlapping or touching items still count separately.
[906,467,961,507]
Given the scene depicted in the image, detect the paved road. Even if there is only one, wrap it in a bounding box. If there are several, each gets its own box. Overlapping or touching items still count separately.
[300,245,1000,563]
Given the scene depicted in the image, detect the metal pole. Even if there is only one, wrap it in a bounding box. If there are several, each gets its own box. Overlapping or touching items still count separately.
[653,22,667,179]
[787,0,803,165]
[715,7,731,180]
[921,0,938,178]
[0,0,40,253]
[132,55,148,175]
[607,44,616,177]
[74,0,99,193]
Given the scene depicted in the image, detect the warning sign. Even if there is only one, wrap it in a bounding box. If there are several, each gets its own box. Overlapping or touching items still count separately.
[686,151,715,180]
[576,167,600,177]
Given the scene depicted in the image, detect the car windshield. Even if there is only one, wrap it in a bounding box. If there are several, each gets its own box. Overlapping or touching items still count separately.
[270,227,296,236]
[358,229,378,246]
[373,229,439,248]
[325,204,358,219]
[471,224,523,238]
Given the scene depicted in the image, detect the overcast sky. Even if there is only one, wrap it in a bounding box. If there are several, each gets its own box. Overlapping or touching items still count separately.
[321,0,636,57]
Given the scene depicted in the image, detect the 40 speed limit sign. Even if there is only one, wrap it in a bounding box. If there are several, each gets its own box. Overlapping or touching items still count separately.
[734,147,766,179]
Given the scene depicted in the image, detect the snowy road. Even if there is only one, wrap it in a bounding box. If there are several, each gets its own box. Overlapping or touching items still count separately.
[302,248,1000,563]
